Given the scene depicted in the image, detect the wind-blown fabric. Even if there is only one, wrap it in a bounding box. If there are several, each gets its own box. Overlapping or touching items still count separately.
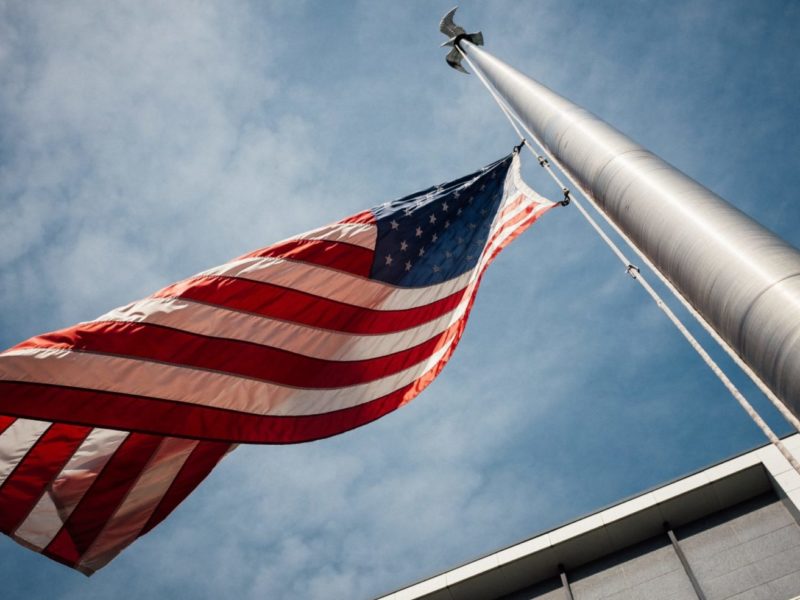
[0,152,554,573]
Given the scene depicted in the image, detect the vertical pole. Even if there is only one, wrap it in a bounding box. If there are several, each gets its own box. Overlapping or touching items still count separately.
[558,564,575,600]
[665,523,707,600]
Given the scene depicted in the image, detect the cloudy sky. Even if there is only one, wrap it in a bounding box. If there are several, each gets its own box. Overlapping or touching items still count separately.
[1,1,799,598]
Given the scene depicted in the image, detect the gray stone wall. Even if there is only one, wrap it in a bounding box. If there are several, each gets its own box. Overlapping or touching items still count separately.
[499,492,800,600]
[677,493,800,599]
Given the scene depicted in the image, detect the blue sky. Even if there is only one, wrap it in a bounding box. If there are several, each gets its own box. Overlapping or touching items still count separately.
[1,1,799,598]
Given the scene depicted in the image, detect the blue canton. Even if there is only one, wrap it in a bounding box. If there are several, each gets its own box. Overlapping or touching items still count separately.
[370,154,513,287]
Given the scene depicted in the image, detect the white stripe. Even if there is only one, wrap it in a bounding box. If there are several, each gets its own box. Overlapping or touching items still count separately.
[98,296,464,362]
[78,437,198,573]
[0,419,51,487]
[198,255,476,311]
[0,335,457,417]
[292,221,377,250]
[13,428,129,549]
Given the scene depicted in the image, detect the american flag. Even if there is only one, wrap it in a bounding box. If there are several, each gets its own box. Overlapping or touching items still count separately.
[0,152,554,573]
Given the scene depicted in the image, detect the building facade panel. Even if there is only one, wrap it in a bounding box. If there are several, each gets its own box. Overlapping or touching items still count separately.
[677,493,800,599]
[378,436,800,600]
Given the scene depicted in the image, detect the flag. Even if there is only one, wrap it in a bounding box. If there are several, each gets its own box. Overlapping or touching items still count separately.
[0,152,555,573]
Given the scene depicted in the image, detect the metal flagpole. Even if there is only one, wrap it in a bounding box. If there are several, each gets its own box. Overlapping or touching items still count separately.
[440,10,800,426]
[459,53,800,475]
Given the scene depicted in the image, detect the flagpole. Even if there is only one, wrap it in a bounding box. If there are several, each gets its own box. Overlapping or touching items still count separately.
[446,25,800,425]
[457,49,800,475]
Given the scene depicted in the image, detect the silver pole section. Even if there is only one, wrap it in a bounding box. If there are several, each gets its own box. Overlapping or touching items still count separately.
[461,40,800,419]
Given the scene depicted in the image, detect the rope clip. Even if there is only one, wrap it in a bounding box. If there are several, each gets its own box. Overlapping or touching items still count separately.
[560,188,571,207]
[626,264,640,279]
[537,155,549,167]
[513,139,526,154]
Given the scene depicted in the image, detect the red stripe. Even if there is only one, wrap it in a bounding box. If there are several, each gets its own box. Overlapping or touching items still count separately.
[0,423,91,533]
[0,415,16,436]
[153,275,467,335]
[238,239,373,277]
[140,441,230,535]
[43,433,162,567]
[0,278,480,445]
[338,209,376,225]
[485,203,553,264]
[0,330,460,444]
[15,315,460,388]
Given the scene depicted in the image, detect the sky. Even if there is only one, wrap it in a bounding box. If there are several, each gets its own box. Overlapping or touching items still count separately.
[1,1,799,598]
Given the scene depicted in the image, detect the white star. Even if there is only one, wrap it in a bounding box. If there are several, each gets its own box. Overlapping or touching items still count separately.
[442,202,449,212]
[468,223,477,229]
[415,226,423,237]
[480,184,486,191]
[385,254,393,266]
[405,261,412,271]
[491,171,496,179]
[457,208,463,216]
[429,214,437,225]
[418,247,425,257]
[480,208,488,216]
[390,219,399,230]
[444,220,450,228]
[404,207,413,216]
[457,236,464,244]
[445,250,452,258]
[467,254,474,261]
[432,233,438,242]
[454,190,461,199]
[400,240,408,251]
[432,265,441,273]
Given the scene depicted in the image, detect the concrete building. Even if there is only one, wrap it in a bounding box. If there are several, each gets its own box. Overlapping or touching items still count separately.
[378,435,800,600]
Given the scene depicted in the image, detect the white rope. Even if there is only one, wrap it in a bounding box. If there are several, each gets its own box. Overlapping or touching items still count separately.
[459,48,800,474]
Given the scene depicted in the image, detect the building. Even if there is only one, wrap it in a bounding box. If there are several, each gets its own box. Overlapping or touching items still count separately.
[378,435,800,600]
